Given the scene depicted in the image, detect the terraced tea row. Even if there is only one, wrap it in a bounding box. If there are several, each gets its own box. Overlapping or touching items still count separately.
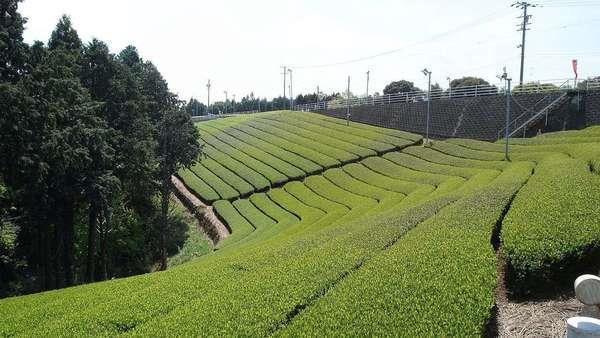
[1,121,598,336]
[178,111,421,202]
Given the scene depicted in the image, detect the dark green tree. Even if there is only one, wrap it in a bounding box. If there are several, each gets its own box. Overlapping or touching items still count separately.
[80,40,160,282]
[449,76,490,88]
[0,0,28,83]
[383,80,420,95]
[155,108,199,270]
[48,15,82,51]
[186,98,206,116]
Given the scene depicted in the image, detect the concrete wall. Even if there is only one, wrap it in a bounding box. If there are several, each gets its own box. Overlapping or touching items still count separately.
[320,92,563,141]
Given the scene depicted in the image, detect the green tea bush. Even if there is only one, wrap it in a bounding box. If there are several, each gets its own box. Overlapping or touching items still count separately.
[256,117,376,158]
[201,143,270,191]
[201,158,254,197]
[233,199,276,230]
[265,114,396,153]
[233,123,340,168]
[281,163,532,336]
[199,133,288,185]
[284,112,421,144]
[245,119,358,163]
[361,156,450,186]
[213,200,255,248]
[197,124,306,180]
[213,122,322,175]
[502,155,600,294]
[189,163,238,200]
[403,146,508,171]
[176,168,219,203]
[342,163,423,194]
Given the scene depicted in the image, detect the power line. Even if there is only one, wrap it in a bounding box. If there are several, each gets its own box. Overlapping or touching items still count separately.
[288,7,511,69]
[537,0,600,7]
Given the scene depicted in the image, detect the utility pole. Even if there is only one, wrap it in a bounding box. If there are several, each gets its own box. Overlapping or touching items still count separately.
[281,66,287,109]
[446,77,452,98]
[498,68,513,161]
[223,90,228,114]
[288,68,293,110]
[317,85,320,111]
[422,68,432,145]
[366,70,370,97]
[346,76,351,126]
[512,2,536,86]
[206,79,211,115]
[232,94,236,113]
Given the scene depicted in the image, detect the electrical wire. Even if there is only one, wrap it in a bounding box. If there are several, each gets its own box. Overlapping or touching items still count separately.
[288,7,512,69]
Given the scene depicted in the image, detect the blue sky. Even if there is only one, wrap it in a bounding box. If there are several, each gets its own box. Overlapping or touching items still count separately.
[20,0,600,102]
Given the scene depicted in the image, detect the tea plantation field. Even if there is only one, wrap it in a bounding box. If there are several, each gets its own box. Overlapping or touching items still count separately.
[1,111,599,336]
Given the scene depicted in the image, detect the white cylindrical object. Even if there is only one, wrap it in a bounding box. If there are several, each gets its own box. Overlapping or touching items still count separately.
[567,317,600,338]
[575,275,600,306]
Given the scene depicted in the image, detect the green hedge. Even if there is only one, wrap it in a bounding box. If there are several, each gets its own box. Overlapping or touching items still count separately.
[361,156,450,187]
[189,163,238,200]
[201,158,254,197]
[233,123,340,169]
[256,117,376,158]
[197,123,305,180]
[304,175,377,221]
[201,143,270,192]
[211,122,322,175]
[213,200,255,249]
[199,134,287,185]
[281,162,532,336]
[233,199,276,231]
[283,112,421,144]
[502,155,600,294]
[245,119,358,163]
[323,168,404,215]
[264,114,396,153]
[403,145,508,171]
[342,163,422,195]
[384,151,485,179]
[306,111,423,142]
[176,168,219,203]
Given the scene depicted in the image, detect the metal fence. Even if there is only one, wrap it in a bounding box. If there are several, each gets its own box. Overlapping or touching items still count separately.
[293,78,600,112]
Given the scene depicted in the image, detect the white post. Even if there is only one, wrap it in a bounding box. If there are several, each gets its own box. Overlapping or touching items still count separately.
[567,275,600,338]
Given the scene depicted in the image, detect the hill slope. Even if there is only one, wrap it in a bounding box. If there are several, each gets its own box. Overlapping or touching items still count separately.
[1,115,599,336]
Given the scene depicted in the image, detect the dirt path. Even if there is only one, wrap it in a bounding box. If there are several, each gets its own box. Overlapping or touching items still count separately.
[171,175,230,245]
[493,259,600,337]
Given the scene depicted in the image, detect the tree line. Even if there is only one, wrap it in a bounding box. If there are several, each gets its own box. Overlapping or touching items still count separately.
[186,92,344,116]
[0,0,200,297]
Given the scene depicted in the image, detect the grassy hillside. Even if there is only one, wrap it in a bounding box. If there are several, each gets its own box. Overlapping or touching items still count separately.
[178,111,421,202]
[1,113,599,336]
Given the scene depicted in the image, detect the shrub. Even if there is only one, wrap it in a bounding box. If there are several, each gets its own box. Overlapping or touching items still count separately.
[502,155,600,295]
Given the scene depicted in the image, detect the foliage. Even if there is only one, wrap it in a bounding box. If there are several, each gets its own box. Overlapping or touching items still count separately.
[383,80,420,95]
[512,82,558,93]
[450,76,490,88]
[1,125,599,335]
[181,112,421,202]
[0,0,28,83]
[502,154,600,295]
[0,1,201,293]
[167,197,211,268]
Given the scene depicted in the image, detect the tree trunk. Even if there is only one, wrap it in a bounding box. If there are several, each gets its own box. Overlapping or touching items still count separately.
[39,221,52,291]
[53,220,62,290]
[62,200,75,287]
[99,210,108,281]
[86,202,98,283]
[159,180,170,271]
